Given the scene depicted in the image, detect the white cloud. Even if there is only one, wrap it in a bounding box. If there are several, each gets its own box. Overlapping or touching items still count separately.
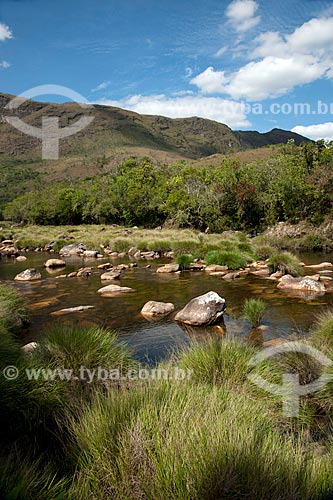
[214,46,227,57]
[91,81,111,92]
[94,94,251,128]
[287,17,333,53]
[0,60,10,68]
[192,15,333,101]
[190,67,228,94]
[225,0,260,32]
[0,23,13,42]
[292,123,333,141]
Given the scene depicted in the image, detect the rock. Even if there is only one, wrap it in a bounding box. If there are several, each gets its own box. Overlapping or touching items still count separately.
[118,252,127,258]
[129,262,137,268]
[304,262,333,269]
[156,263,180,273]
[223,272,241,280]
[14,268,42,281]
[101,270,121,280]
[145,264,151,268]
[128,247,137,256]
[263,338,287,348]
[98,263,113,269]
[174,291,226,326]
[83,250,98,258]
[189,263,204,271]
[208,271,227,277]
[55,274,68,279]
[277,275,326,292]
[16,255,27,262]
[77,267,92,277]
[97,284,133,294]
[21,342,38,354]
[205,264,228,272]
[67,272,78,278]
[109,252,119,258]
[51,305,95,315]
[44,258,66,268]
[115,264,128,270]
[250,267,270,277]
[270,271,283,279]
[141,301,175,317]
[134,251,141,259]
[2,239,14,245]
[59,242,86,256]
[141,251,155,259]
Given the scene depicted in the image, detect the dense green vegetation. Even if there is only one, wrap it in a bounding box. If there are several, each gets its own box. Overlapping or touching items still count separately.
[3,140,333,232]
[243,298,267,328]
[2,286,333,498]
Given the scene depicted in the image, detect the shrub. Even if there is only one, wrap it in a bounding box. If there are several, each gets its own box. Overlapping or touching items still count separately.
[300,233,326,251]
[176,254,193,270]
[243,298,266,328]
[254,244,276,260]
[205,250,247,269]
[267,252,303,277]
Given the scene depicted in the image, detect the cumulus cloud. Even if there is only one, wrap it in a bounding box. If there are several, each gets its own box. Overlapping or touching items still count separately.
[94,94,251,128]
[225,0,260,32]
[291,123,333,141]
[191,16,333,101]
[0,60,10,68]
[0,23,13,41]
[91,81,111,92]
[190,67,228,94]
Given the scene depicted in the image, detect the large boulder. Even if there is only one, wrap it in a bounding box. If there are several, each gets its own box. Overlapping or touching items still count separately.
[277,275,326,292]
[59,243,86,256]
[141,301,175,317]
[174,291,226,326]
[14,268,42,281]
[156,263,180,273]
[83,250,98,258]
[44,258,66,268]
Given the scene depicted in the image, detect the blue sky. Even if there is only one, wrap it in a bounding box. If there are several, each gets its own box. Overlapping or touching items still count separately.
[1,0,333,138]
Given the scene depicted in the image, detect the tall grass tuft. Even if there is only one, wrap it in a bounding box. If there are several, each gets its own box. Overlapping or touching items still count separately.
[176,254,192,270]
[267,251,303,277]
[243,298,266,327]
[0,284,29,333]
[205,249,247,269]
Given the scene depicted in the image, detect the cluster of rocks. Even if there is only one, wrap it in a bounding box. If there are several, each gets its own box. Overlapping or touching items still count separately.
[140,291,226,326]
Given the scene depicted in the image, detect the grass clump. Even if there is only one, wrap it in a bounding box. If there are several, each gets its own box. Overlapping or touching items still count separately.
[0,285,29,333]
[254,244,276,260]
[243,298,266,328]
[205,249,248,269]
[178,338,256,387]
[176,254,193,270]
[267,251,303,277]
[112,238,131,253]
[171,239,201,256]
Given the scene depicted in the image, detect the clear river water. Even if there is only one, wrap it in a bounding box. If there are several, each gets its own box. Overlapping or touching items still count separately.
[1,251,333,363]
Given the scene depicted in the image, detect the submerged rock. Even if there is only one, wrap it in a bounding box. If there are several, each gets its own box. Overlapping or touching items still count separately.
[14,268,42,281]
[44,258,66,268]
[156,263,180,273]
[97,284,133,294]
[141,301,175,317]
[277,275,326,292]
[16,255,27,262]
[304,262,333,270]
[51,305,95,315]
[100,270,121,281]
[174,291,226,326]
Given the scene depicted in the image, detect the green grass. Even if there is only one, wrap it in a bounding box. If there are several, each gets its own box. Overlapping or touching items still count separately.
[205,249,248,269]
[254,244,276,260]
[267,251,303,277]
[176,254,193,270]
[243,298,267,328]
[0,284,29,333]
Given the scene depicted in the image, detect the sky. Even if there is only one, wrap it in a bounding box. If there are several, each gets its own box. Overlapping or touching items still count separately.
[1,0,333,138]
